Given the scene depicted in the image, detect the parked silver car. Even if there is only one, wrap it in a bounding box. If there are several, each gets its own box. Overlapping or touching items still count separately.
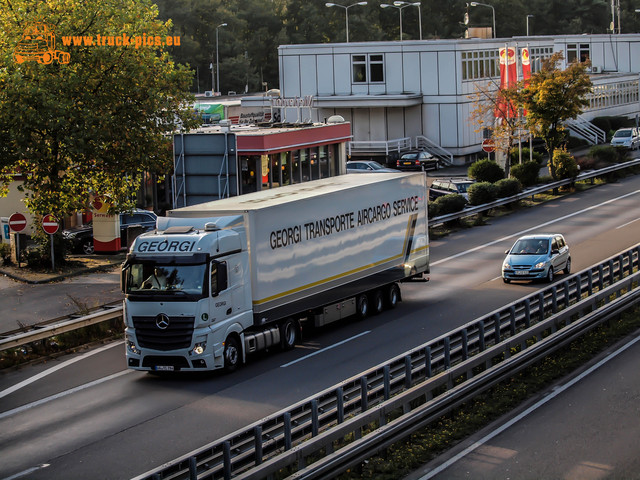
[611,127,640,149]
[502,233,571,283]
[346,160,399,173]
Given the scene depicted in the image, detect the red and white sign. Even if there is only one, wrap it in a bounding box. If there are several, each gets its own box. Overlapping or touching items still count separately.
[42,214,59,235]
[8,212,27,233]
[482,138,496,153]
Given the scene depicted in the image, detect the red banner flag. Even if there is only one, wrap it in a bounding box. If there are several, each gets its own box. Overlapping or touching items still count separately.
[521,47,532,116]
[495,47,517,119]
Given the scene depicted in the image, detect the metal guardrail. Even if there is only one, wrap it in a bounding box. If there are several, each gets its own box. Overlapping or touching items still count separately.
[0,305,123,352]
[133,245,640,480]
[347,137,412,156]
[429,158,640,227]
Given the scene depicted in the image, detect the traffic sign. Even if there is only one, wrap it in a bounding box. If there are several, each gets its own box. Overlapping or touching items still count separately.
[8,212,27,233]
[42,214,59,235]
[482,138,496,153]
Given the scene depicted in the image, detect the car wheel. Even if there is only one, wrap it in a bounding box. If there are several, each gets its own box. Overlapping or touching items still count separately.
[564,257,571,275]
[223,336,242,372]
[546,267,554,283]
[280,318,299,350]
[371,290,384,315]
[386,283,400,309]
[356,294,369,319]
[81,239,95,255]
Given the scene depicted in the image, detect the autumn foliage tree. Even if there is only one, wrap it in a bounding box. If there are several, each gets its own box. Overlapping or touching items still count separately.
[0,0,199,225]
[518,52,592,179]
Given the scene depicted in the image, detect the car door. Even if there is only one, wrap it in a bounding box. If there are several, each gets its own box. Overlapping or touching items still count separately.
[552,235,568,272]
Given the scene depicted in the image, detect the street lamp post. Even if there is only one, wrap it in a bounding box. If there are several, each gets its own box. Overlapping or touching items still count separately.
[216,23,227,95]
[526,14,534,36]
[469,1,496,39]
[325,2,368,43]
[393,1,422,40]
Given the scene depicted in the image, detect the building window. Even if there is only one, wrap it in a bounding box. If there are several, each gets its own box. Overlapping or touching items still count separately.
[567,43,590,64]
[461,49,499,81]
[352,54,385,84]
[528,46,553,73]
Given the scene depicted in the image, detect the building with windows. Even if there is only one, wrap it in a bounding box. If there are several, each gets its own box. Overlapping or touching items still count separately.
[246,34,640,165]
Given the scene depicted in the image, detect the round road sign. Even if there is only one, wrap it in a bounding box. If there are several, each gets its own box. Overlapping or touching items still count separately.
[8,212,27,233]
[42,214,59,235]
[482,138,496,153]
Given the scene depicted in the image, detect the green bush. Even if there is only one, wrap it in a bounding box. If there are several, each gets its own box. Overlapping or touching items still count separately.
[551,149,579,180]
[0,243,12,265]
[468,159,505,183]
[588,145,621,164]
[495,178,522,198]
[509,160,540,187]
[431,194,467,216]
[509,147,544,166]
[467,182,498,206]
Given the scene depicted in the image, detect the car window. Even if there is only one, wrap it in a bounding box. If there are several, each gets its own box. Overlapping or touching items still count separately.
[402,153,418,160]
[455,183,472,193]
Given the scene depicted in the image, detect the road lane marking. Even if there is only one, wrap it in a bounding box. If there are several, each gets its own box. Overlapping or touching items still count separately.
[3,464,50,480]
[616,217,640,229]
[0,370,133,420]
[431,189,640,267]
[416,333,640,479]
[280,331,371,368]
[0,340,123,400]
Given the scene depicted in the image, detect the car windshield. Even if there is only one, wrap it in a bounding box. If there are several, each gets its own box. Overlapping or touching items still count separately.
[456,183,472,193]
[614,130,631,138]
[126,262,206,295]
[511,239,549,255]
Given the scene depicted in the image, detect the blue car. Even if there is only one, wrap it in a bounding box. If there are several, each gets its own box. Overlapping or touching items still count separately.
[502,234,571,283]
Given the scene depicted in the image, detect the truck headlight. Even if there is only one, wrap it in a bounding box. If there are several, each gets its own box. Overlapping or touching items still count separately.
[127,339,141,355]
[190,342,206,356]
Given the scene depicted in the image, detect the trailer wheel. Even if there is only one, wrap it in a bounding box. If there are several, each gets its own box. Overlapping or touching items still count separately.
[371,290,384,315]
[356,294,369,319]
[386,283,400,309]
[223,336,241,372]
[280,318,299,350]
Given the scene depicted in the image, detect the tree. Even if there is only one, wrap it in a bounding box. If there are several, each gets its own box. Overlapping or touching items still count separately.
[518,52,592,179]
[0,0,199,224]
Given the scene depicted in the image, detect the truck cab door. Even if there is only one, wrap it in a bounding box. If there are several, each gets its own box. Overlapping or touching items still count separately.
[209,261,232,321]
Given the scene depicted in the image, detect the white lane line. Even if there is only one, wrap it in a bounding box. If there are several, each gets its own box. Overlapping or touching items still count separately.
[416,333,640,479]
[0,340,123,400]
[431,189,640,267]
[616,217,640,229]
[280,331,371,368]
[3,464,50,480]
[0,370,133,421]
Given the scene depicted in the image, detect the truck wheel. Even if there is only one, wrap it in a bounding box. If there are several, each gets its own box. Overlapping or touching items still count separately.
[386,283,400,309]
[371,290,384,315]
[223,336,241,372]
[356,294,369,319]
[280,318,299,350]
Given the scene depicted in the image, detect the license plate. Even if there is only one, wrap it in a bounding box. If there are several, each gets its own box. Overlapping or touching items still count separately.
[515,270,529,276]
[155,365,174,371]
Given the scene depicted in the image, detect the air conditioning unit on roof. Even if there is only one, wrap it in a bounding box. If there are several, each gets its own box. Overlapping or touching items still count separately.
[591,66,601,73]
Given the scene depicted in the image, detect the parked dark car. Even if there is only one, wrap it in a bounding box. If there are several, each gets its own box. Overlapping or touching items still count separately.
[63,209,157,254]
[428,178,476,202]
[396,150,439,171]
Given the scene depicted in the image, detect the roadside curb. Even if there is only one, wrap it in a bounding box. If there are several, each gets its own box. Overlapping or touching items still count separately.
[0,258,124,284]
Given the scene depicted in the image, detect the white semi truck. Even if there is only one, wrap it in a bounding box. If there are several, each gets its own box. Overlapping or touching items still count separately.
[121,173,429,372]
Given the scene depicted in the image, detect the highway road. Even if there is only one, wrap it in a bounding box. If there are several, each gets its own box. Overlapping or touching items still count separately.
[1,175,640,480]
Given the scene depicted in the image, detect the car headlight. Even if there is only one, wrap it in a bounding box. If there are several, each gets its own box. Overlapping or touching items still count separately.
[535,261,548,269]
[503,262,511,269]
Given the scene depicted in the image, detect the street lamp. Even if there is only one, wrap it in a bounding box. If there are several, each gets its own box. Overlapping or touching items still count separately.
[469,1,496,39]
[216,23,227,94]
[325,2,368,43]
[393,1,422,40]
[526,14,534,36]
[381,2,419,40]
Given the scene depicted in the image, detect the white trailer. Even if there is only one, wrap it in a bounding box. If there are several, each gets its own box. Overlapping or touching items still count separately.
[121,173,429,372]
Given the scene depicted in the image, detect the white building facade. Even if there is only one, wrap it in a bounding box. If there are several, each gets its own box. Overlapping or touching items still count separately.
[272,34,640,164]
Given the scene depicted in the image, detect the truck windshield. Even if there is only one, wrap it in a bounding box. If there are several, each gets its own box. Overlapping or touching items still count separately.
[125,262,206,296]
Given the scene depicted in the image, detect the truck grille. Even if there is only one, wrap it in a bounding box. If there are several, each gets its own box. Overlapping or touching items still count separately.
[132,315,195,351]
